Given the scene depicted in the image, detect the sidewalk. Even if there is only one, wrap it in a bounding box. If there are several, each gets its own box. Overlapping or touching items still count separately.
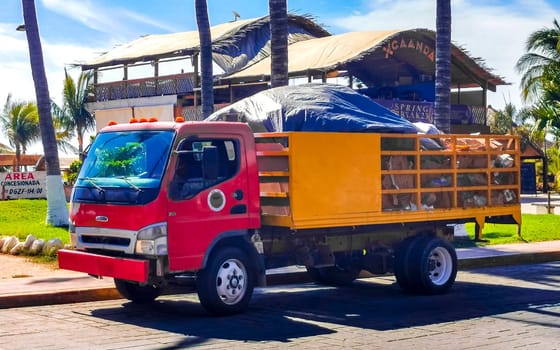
[520,192,560,214]
[0,272,119,308]
[1,240,559,309]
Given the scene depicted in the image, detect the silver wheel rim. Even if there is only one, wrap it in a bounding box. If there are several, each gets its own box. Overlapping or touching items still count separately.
[215,258,247,305]
[427,246,453,286]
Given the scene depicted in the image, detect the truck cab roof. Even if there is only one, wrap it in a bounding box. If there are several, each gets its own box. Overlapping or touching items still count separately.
[100,120,254,137]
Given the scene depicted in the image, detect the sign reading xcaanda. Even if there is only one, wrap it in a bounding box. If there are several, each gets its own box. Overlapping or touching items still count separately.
[1,172,47,199]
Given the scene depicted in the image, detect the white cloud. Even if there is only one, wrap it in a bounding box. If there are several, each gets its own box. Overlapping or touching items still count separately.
[0,23,99,106]
[0,24,35,104]
[1,1,174,154]
[43,43,101,103]
[0,23,100,154]
[41,0,179,40]
[328,0,558,109]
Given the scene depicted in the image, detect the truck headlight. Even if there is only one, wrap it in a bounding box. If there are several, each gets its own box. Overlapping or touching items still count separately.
[136,223,168,255]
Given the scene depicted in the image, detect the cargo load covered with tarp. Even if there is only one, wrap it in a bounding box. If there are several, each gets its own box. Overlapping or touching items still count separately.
[206,84,418,134]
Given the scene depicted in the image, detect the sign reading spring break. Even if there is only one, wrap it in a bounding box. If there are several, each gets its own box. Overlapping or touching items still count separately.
[0,171,47,200]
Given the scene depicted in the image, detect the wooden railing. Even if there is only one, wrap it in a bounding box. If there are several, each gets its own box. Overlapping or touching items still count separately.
[93,73,196,101]
[471,105,487,125]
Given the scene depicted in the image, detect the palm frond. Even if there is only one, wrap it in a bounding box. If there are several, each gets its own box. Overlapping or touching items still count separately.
[516,19,560,103]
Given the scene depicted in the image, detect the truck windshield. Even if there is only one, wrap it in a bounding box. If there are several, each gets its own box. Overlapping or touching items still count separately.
[73,130,174,204]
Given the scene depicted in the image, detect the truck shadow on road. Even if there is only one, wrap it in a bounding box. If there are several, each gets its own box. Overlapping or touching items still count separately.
[89,271,560,348]
[464,261,560,289]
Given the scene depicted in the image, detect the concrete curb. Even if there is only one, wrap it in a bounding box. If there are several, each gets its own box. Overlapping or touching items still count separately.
[0,287,121,309]
[458,251,560,270]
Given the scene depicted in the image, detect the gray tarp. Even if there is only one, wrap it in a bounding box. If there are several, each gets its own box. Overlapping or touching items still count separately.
[206,84,418,134]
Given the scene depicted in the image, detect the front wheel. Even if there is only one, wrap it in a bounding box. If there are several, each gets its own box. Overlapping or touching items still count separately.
[196,247,255,315]
[114,279,161,303]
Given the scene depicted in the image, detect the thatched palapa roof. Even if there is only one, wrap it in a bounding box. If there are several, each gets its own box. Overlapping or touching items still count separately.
[223,29,506,91]
[80,14,330,74]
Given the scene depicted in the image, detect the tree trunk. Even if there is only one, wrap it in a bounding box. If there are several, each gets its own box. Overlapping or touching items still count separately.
[22,0,69,226]
[195,0,214,118]
[15,145,21,172]
[269,0,289,87]
[434,0,451,133]
[77,131,84,155]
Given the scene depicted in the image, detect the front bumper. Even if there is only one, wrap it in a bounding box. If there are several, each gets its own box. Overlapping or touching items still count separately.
[58,249,149,283]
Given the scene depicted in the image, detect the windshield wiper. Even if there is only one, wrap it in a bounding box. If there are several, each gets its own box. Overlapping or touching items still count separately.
[116,176,144,193]
[82,177,105,200]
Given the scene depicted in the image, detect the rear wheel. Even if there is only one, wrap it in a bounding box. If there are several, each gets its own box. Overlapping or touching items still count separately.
[114,279,161,303]
[393,235,424,290]
[196,247,255,315]
[407,236,457,294]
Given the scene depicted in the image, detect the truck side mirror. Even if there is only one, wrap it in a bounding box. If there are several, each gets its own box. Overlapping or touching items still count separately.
[202,146,219,180]
[80,144,91,161]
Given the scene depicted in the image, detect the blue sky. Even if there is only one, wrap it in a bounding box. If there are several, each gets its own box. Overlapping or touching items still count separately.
[1,0,560,152]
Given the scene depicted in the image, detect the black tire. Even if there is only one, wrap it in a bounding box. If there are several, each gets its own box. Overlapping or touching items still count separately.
[393,236,423,291]
[407,236,458,294]
[393,235,425,291]
[196,247,255,315]
[114,279,161,303]
[306,265,360,286]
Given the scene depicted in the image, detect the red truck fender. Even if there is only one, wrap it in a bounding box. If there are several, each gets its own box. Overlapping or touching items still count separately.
[200,229,267,287]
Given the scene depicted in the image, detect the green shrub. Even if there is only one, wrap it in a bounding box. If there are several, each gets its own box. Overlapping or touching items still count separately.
[66,160,82,185]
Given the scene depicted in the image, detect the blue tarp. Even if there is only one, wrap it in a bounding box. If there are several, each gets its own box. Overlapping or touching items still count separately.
[206,84,418,134]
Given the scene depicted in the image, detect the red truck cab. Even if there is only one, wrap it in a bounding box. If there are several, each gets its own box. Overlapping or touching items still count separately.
[59,121,262,312]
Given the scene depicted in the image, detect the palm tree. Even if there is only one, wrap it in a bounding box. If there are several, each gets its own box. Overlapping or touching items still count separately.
[51,69,93,155]
[1,94,40,171]
[269,0,288,87]
[22,0,69,226]
[489,102,534,135]
[58,69,95,155]
[529,100,560,132]
[51,104,78,155]
[434,0,451,134]
[545,146,560,190]
[526,101,560,192]
[0,142,13,153]
[489,103,516,135]
[195,0,214,118]
[516,19,560,103]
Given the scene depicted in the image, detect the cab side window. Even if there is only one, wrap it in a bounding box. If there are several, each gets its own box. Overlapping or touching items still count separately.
[169,138,239,200]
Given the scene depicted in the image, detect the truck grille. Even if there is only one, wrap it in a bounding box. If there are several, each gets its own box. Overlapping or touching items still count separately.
[75,227,137,254]
[81,235,130,246]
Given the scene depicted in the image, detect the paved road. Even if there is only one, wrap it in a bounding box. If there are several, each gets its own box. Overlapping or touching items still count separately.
[1,262,558,350]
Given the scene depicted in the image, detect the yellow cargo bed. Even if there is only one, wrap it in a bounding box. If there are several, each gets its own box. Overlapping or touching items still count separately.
[255,132,521,239]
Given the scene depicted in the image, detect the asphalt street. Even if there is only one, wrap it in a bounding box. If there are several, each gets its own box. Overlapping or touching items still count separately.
[0,261,558,350]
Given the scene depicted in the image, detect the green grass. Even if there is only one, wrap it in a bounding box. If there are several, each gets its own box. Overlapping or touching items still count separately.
[454,214,560,247]
[0,199,69,244]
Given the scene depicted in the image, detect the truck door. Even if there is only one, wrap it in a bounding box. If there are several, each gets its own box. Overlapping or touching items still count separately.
[166,136,251,272]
